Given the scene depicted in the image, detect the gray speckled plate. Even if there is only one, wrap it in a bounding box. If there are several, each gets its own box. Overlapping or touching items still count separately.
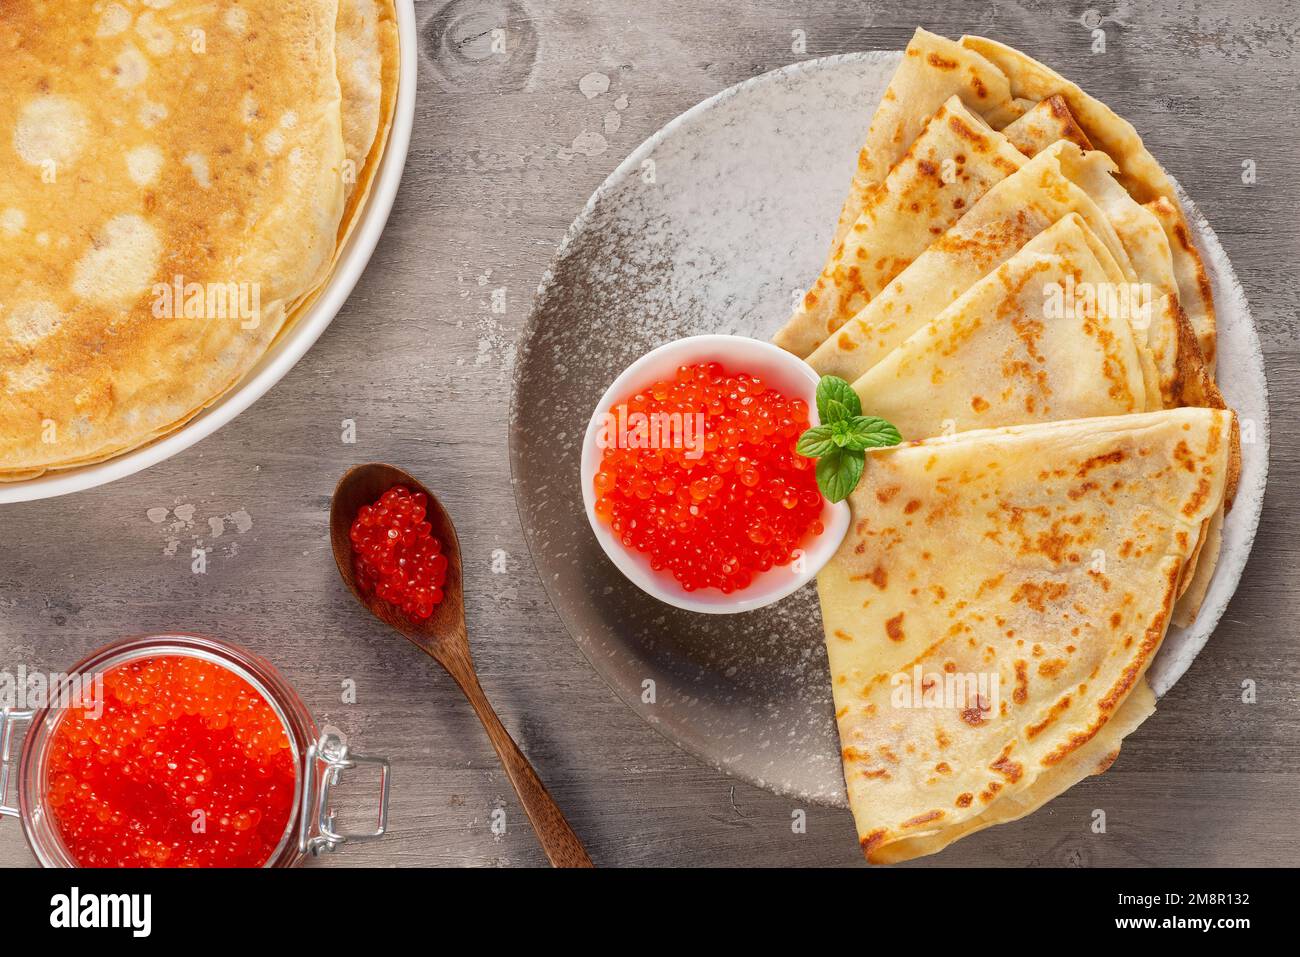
[509,52,1269,806]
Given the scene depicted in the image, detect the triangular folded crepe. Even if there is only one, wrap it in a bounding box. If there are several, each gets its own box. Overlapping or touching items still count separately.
[808,143,1138,381]
[1145,195,1217,371]
[772,96,1024,357]
[958,34,1216,369]
[851,216,1151,437]
[1049,144,1199,408]
[877,678,1156,863]
[828,29,1024,250]
[812,141,1212,419]
[818,408,1233,863]
[788,29,1216,372]
[1001,95,1092,156]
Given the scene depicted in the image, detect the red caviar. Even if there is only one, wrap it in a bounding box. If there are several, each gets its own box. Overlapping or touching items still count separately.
[593,360,824,594]
[350,485,448,620]
[46,655,296,868]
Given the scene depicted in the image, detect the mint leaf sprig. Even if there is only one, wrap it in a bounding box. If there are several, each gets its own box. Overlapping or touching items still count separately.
[796,376,902,503]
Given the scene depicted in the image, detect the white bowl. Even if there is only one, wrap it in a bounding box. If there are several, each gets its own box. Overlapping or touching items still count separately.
[580,334,851,614]
[0,1,419,504]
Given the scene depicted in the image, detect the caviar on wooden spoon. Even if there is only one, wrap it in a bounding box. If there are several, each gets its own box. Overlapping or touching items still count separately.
[349,485,448,620]
[330,463,592,868]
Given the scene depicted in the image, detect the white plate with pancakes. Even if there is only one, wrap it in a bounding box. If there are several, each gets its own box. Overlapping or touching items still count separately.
[0,1,417,503]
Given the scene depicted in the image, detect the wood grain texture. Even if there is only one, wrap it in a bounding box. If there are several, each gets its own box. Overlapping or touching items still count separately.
[0,0,1296,867]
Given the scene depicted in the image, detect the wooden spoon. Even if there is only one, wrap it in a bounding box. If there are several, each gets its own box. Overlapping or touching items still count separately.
[330,463,593,867]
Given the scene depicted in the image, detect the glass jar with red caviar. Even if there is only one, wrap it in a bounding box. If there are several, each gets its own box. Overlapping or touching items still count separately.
[0,634,389,868]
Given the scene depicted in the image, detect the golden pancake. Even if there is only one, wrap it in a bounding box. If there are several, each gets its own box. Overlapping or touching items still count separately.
[807,143,1140,383]
[273,0,399,337]
[792,29,1216,370]
[1001,95,1092,156]
[827,28,1024,252]
[850,215,1151,438]
[818,408,1233,863]
[0,0,401,479]
[773,96,1024,357]
[959,34,1217,370]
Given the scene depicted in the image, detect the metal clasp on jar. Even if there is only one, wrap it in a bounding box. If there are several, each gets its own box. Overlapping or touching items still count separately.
[298,728,391,855]
[0,709,33,820]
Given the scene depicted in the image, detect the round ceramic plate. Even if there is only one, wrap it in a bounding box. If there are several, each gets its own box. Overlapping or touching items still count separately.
[510,52,1270,806]
[0,2,419,505]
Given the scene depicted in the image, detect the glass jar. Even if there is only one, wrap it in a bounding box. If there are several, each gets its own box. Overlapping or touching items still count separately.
[0,633,389,867]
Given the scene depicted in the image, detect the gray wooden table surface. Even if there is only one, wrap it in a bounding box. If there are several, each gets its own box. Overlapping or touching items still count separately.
[2,0,1296,867]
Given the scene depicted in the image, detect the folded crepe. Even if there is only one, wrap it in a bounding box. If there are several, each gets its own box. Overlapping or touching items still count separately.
[772,95,1024,357]
[819,408,1233,863]
[850,215,1151,438]
[812,141,1218,418]
[789,29,1215,370]
[880,677,1156,862]
[827,29,1025,251]
[816,129,1235,619]
[1001,94,1092,156]
[808,143,1138,382]
[957,34,1216,369]
[1145,195,1217,372]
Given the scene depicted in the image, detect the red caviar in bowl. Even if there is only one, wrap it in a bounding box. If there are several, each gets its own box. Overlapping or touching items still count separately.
[350,485,448,620]
[592,360,825,594]
[46,655,296,868]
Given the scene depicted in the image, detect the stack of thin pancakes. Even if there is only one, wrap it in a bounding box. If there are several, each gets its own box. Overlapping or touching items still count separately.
[0,0,399,480]
[774,30,1240,863]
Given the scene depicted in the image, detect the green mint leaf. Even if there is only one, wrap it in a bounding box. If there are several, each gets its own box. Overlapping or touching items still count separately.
[815,376,861,424]
[824,398,850,424]
[802,380,900,503]
[815,447,865,503]
[840,416,903,452]
[795,425,837,458]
